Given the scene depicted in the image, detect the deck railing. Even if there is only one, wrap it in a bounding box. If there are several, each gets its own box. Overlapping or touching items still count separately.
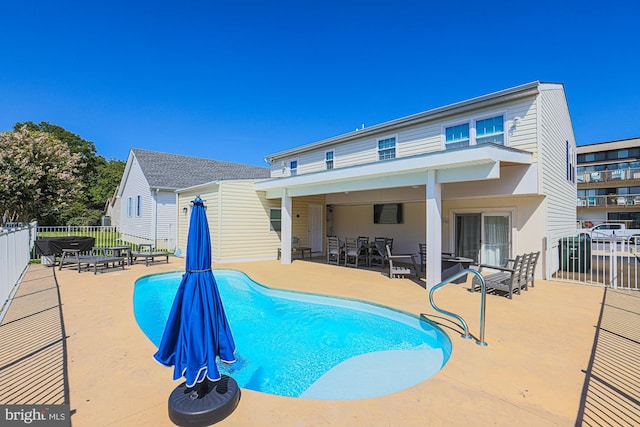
[0,222,37,320]
[577,194,640,208]
[555,234,640,290]
[578,167,640,184]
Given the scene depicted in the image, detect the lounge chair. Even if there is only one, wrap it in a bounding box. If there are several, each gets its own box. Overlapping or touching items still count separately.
[385,245,418,278]
[59,248,126,274]
[130,244,169,266]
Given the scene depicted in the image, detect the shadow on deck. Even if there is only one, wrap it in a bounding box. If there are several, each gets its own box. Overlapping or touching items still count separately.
[0,265,69,406]
[576,287,640,425]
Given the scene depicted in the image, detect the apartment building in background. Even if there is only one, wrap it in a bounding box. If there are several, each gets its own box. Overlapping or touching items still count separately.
[577,137,640,228]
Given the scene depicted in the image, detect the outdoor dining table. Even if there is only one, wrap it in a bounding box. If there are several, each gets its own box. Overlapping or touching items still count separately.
[441,254,474,284]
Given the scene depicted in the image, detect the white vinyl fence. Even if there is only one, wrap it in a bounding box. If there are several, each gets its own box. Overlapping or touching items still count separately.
[31,226,124,259]
[555,235,640,289]
[0,222,37,320]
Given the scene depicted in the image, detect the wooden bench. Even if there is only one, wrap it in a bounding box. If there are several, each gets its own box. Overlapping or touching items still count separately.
[471,253,530,299]
[130,244,170,266]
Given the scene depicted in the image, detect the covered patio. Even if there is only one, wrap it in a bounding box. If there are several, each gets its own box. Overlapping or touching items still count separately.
[257,143,534,288]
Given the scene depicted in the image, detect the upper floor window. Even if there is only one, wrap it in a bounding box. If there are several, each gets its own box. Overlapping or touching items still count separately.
[378,137,396,160]
[444,114,505,149]
[325,151,334,170]
[445,123,470,149]
[136,195,142,217]
[127,197,133,217]
[476,116,504,145]
[289,160,298,176]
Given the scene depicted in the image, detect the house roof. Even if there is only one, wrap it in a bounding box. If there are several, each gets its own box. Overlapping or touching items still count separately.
[131,148,270,190]
[264,81,559,162]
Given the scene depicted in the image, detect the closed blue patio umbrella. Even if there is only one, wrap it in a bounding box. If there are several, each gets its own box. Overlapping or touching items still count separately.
[154,196,239,425]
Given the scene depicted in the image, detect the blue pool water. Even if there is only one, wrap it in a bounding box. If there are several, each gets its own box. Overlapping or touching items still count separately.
[134,270,452,399]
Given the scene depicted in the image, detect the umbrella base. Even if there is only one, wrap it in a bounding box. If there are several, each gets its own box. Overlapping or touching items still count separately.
[168,375,240,426]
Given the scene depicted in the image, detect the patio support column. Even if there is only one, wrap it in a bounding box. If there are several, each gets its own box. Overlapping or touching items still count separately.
[281,189,293,264]
[426,169,442,289]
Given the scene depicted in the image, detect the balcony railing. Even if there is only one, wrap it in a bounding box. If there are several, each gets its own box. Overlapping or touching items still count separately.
[577,194,640,208]
[578,167,640,184]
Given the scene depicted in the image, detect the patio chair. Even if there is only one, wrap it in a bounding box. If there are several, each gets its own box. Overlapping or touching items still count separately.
[524,251,540,289]
[344,237,367,268]
[385,245,419,278]
[369,238,387,267]
[471,254,527,299]
[418,243,426,272]
[326,236,343,265]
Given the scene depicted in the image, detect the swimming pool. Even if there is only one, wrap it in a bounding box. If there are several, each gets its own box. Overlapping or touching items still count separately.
[134,270,452,400]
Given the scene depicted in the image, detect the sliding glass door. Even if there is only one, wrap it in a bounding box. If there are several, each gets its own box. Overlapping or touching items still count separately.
[455,212,511,265]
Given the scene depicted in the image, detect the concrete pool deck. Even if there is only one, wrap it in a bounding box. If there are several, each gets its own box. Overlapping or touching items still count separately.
[2,257,639,426]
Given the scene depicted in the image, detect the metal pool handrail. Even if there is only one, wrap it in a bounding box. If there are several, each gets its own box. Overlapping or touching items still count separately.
[428,268,488,347]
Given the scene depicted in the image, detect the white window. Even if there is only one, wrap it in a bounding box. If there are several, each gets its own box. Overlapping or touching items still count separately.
[289,160,298,176]
[444,114,506,149]
[325,151,334,170]
[127,197,133,217]
[269,208,281,232]
[445,123,470,149]
[136,195,142,217]
[475,115,504,145]
[378,136,396,160]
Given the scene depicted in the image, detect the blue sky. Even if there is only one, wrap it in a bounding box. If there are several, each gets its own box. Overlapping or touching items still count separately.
[1,1,639,166]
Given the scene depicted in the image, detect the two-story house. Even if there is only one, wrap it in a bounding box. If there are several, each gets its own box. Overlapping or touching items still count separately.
[176,81,577,288]
[255,81,576,287]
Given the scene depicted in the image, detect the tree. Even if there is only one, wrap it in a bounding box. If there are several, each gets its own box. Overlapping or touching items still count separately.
[12,121,124,225]
[89,158,126,208]
[0,126,83,225]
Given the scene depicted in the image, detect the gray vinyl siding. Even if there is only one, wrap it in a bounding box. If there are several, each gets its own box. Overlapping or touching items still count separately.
[155,191,177,251]
[120,159,155,244]
[270,97,540,176]
[538,85,577,274]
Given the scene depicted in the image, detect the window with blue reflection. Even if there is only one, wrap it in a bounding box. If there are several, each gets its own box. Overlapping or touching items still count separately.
[325,151,334,170]
[445,123,469,149]
[378,137,396,160]
[476,116,504,145]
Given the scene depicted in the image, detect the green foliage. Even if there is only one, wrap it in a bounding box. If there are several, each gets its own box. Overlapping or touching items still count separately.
[0,126,83,224]
[89,157,126,209]
[1,122,124,225]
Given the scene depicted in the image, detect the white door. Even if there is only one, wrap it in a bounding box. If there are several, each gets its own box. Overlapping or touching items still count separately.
[308,204,323,253]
